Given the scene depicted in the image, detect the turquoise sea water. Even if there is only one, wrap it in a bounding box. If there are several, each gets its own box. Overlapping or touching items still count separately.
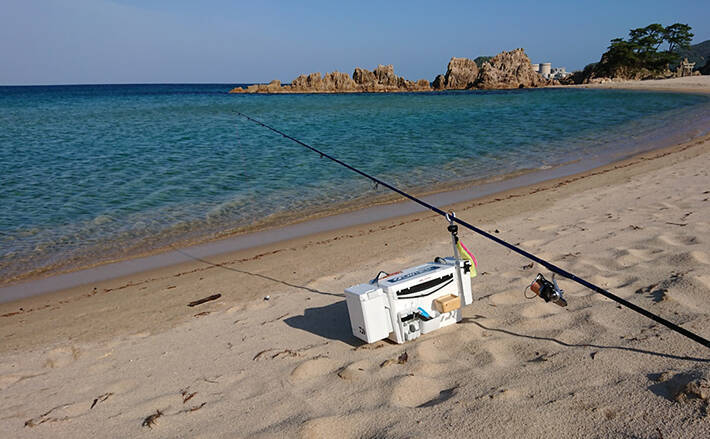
[1,84,709,283]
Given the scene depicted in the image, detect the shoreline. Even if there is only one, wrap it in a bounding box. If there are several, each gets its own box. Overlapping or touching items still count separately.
[1,127,708,313]
[2,79,710,302]
[560,75,710,94]
[1,128,707,304]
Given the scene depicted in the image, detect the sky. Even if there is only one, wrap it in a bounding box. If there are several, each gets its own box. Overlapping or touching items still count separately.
[1,0,709,85]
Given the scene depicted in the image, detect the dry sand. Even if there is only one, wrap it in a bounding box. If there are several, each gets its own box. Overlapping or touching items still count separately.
[571,75,710,94]
[1,77,710,438]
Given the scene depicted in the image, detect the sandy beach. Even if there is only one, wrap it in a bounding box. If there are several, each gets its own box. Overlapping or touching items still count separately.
[2,77,710,438]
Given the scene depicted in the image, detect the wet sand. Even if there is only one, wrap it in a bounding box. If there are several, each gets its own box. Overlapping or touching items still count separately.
[1,76,709,438]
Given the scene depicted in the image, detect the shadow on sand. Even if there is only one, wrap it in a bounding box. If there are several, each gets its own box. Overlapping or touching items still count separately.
[462,317,710,363]
[647,369,708,401]
[174,248,361,345]
[284,301,362,347]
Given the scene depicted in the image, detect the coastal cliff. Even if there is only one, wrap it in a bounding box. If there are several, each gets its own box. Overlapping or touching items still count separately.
[229,48,553,94]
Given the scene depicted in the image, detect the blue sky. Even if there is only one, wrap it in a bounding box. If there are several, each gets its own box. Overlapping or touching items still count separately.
[2,0,709,85]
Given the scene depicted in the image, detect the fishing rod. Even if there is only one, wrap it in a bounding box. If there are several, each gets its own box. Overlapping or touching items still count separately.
[235,111,710,350]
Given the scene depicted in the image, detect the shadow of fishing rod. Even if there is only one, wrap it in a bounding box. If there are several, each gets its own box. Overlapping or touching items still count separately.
[171,247,342,298]
[462,317,710,363]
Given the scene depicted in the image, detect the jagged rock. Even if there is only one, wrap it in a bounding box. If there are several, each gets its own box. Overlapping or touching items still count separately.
[475,48,549,89]
[265,80,282,92]
[353,65,431,92]
[290,71,357,92]
[373,64,399,87]
[432,74,446,90]
[352,67,377,87]
[443,57,479,89]
[415,79,430,89]
[327,71,358,91]
[238,64,430,94]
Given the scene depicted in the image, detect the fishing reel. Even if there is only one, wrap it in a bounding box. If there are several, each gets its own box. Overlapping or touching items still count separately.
[525,273,567,307]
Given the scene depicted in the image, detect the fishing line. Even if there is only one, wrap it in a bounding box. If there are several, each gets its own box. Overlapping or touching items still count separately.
[235,111,710,350]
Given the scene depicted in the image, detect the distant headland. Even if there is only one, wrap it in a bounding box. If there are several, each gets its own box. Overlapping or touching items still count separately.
[229,48,556,94]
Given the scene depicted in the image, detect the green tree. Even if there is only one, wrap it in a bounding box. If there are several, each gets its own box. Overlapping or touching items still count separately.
[664,23,693,53]
[629,23,665,55]
[592,23,694,78]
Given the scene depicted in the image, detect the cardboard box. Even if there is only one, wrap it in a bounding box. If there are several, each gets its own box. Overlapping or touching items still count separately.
[433,294,460,313]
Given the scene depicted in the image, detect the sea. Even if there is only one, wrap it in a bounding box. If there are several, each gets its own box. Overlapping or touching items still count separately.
[2,84,710,285]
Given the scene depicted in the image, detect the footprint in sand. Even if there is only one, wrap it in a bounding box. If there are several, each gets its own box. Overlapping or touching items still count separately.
[589,274,638,295]
[390,375,444,408]
[411,337,460,376]
[657,234,699,247]
[299,413,374,439]
[465,345,496,368]
[481,341,516,367]
[573,258,618,273]
[520,302,563,320]
[337,360,370,381]
[44,346,81,368]
[290,357,339,381]
[415,339,451,364]
[614,248,656,266]
[662,276,710,312]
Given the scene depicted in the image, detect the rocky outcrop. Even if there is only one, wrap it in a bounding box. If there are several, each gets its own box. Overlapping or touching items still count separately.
[433,57,479,90]
[432,74,446,90]
[230,65,431,94]
[430,50,551,90]
[290,71,358,92]
[353,65,432,92]
[229,49,554,94]
[373,64,399,87]
[474,49,548,89]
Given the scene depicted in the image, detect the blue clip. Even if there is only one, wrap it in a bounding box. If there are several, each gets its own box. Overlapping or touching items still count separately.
[417,307,431,319]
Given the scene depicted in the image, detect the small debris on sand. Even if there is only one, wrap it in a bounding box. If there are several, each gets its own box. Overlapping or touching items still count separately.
[181,390,197,404]
[141,409,163,428]
[90,392,113,409]
[187,294,221,307]
[381,351,408,368]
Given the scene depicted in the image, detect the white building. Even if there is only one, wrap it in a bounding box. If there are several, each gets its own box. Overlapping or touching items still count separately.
[533,62,570,79]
